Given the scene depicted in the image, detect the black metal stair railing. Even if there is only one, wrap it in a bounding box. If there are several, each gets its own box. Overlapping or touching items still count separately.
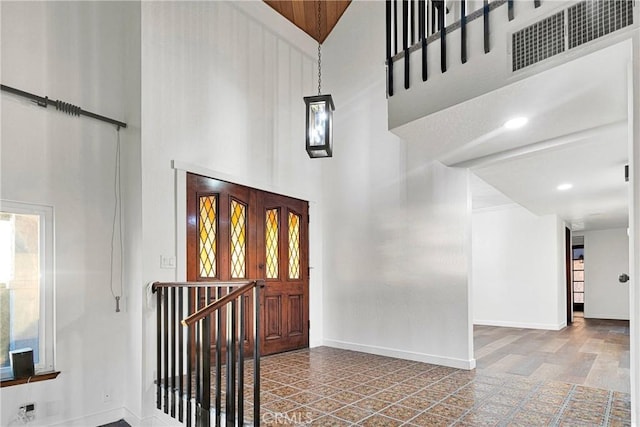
[153,280,264,427]
[385,0,542,96]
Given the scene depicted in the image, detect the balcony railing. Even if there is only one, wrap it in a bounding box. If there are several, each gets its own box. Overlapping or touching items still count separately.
[153,280,264,427]
[386,0,540,96]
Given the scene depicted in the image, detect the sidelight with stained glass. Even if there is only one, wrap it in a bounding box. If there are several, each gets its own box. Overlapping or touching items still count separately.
[199,195,217,278]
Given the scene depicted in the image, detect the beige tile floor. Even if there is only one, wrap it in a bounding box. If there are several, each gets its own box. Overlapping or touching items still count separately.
[229,346,631,426]
[194,315,631,426]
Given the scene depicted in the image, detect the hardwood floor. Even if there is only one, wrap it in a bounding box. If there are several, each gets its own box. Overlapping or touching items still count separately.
[474,314,630,393]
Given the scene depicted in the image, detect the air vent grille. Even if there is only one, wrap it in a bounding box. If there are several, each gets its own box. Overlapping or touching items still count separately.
[568,0,634,49]
[512,12,565,72]
[512,0,634,72]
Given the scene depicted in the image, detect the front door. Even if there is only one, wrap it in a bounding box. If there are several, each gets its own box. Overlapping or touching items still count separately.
[186,173,309,356]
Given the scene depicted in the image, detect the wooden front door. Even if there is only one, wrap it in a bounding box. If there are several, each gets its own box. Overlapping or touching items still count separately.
[186,173,309,356]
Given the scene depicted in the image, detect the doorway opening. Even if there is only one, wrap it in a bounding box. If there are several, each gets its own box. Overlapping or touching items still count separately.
[572,244,585,315]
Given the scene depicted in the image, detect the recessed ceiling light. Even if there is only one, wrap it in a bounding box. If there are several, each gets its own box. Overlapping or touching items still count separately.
[557,183,573,191]
[504,117,528,130]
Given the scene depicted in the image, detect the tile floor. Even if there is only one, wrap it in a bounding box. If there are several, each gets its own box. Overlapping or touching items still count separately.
[212,346,629,426]
[198,316,632,426]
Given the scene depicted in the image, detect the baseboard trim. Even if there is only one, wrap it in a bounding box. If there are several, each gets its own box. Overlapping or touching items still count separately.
[323,339,476,370]
[474,319,566,330]
[49,407,130,427]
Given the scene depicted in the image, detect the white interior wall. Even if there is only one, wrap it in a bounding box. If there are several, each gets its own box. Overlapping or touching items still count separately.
[472,204,566,329]
[578,229,630,320]
[139,1,324,420]
[321,1,474,369]
[0,2,141,426]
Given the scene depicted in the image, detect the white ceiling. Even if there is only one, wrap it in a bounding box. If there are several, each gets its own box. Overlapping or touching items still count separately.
[402,40,632,232]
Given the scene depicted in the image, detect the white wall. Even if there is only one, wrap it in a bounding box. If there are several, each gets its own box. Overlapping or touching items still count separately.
[0,2,141,426]
[580,228,630,320]
[139,0,325,420]
[321,1,474,369]
[472,204,566,329]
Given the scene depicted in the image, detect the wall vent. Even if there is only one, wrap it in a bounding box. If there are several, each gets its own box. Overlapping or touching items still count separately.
[568,0,634,49]
[512,12,565,72]
[512,0,634,72]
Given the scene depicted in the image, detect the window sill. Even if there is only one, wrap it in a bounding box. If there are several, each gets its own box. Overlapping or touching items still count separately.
[0,371,60,388]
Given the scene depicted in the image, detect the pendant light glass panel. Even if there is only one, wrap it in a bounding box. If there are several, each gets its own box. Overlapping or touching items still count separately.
[304,94,334,158]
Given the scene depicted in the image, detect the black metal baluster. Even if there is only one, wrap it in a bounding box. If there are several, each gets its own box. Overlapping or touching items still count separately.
[431,1,436,34]
[403,0,410,89]
[483,0,490,53]
[195,288,202,426]
[202,288,211,426]
[386,0,394,96]
[215,287,222,427]
[394,0,398,54]
[534,0,540,8]
[156,286,162,410]
[171,287,176,417]
[179,288,184,422]
[164,287,169,414]
[237,295,245,425]
[411,0,416,45]
[253,283,261,427]
[436,1,446,72]
[461,0,467,63]
[421,0,427,81]
[226,287,237,425]
[187,289,193,427]
[508,0,514,21]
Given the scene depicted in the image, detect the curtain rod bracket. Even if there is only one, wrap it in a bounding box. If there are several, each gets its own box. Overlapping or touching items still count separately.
[31,95,48,108]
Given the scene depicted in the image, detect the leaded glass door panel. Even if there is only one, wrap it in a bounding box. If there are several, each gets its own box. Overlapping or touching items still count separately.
[256,191,309,355]
[186,173,309,358]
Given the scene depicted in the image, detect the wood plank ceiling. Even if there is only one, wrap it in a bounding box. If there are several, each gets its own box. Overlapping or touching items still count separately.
[263,0,351,44]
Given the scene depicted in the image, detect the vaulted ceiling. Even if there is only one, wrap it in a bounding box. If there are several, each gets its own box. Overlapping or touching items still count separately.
[263,0,351,43]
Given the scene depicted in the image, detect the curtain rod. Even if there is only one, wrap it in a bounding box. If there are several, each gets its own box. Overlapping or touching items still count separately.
[1,84,127,129]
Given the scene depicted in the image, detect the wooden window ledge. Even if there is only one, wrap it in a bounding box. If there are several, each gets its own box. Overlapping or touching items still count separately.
[0,371,60,388]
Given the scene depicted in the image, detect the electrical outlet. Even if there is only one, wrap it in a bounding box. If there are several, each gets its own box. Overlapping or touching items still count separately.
[102,391,113,403]
[18,403,35,423]
[20,403,35,412]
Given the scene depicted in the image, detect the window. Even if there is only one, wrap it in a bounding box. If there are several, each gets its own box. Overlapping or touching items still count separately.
[572,245,584,311]
[0,201,54,379]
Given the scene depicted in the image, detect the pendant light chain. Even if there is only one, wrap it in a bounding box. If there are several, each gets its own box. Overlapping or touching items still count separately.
[317,0,322,95]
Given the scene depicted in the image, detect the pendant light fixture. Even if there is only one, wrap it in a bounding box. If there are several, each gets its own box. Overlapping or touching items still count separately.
[304,0,335,159]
